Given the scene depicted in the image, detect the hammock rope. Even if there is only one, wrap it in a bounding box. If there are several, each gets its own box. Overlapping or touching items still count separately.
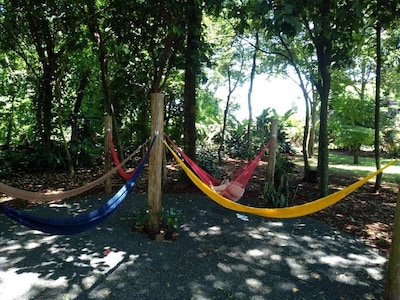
[165,141,397,218]
[164,134,273,201]
[0,136,156,235]
[0,137,150,204]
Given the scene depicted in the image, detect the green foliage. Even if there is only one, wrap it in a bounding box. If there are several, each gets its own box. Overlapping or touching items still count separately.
[264,181,287,208]
[263,155,295,208]
[334,125,374,151]
[161,207,183,232]
[255,108,297,155]
[0,0,398,181]
[196,148,223,179]
[134,207,151,227]
[32,150,67,172]
[134,205,183,235]
[329,88,375,151]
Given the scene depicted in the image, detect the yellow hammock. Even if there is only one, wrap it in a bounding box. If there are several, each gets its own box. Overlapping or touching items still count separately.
[165,141,397,218]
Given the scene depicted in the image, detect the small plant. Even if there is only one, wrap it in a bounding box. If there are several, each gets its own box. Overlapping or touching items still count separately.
[156,206,183,240]
[164,207,183,232]
[134,207,150,228]
[133,205,183,240]
[263,155,294,208]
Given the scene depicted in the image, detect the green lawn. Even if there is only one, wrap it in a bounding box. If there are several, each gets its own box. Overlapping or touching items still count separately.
[296,151,400,185]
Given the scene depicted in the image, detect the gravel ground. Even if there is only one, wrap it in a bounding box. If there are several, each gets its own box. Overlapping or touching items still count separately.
[0,192,388,299]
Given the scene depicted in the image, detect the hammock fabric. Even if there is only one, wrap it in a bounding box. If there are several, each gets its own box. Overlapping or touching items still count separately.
[165,134,273,201]
[0,138,148,204]
[0,136,156,235]
[108,131,146,180]
[165,141,397,218]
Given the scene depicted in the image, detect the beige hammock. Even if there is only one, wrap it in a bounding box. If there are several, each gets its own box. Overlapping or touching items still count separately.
[0,140,148,204]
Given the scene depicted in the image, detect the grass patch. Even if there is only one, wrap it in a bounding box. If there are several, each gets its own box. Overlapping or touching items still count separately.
[294,151,400,185]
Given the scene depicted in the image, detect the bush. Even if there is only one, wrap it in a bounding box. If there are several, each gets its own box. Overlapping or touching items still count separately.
[263,155,295,208]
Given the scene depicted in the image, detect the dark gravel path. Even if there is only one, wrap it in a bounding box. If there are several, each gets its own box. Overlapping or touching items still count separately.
[0,193,387,299]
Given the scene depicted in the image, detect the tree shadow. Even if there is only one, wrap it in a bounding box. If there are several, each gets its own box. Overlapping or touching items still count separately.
[0,193,387,299]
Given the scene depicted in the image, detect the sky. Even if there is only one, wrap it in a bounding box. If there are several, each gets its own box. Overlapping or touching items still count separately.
[215,75,305,121]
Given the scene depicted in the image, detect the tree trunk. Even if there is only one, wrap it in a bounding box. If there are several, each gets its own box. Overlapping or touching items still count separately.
[315,0,332,197]
[40,61,55,153]
[26,9,55,153]
[246,32,258,159]
[71,71,89,141]
[55,51,74,175]
[384,190,400,299]
[104,116,112,193]
[86,0,123,161]
[277,34,312,180]
[374,20,382,191]
[353,146,360,165]
[218,59,243,163]
[316,65,330,197]
[308,89,318,157]
[219,67,232,164]
[183,0,201,161]
[5,101,14,149]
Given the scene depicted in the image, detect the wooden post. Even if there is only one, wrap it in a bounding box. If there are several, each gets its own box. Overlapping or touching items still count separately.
[148,93,164,231]
[104,115,112,193]
[266,119,278,184]
[384,188,400,299]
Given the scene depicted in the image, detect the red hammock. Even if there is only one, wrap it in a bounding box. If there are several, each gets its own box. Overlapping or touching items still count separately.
[165,134,273,201]
[108,131,144,180]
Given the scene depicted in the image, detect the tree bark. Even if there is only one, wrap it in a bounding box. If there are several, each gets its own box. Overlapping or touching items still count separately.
[183,0,201,161]
[86,0,123,161]
[384,190,400,299]
[308,89,318,157]
[315,0,332,197]
[104,116,112,193]
[26,10,56,153]
[246,32,258,159]
[374,20,382,191]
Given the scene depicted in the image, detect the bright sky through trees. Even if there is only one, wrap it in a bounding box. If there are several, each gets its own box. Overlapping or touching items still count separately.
[216,75,305,121]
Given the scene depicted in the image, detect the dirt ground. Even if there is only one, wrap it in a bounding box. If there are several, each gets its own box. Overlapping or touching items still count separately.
[0,155,397,253]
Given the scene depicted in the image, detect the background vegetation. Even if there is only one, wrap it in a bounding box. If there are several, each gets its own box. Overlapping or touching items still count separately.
[0,0,399,194]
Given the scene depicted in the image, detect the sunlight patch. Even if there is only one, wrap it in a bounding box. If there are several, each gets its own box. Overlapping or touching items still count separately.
[319,255,350,267]
[207,226,221,235]
[270,254,282,261]
[217,262,232,273]
[366,267,384,280]
[266,221,283,227]
[0,270,67,300]
[245,278,263,291]
[247,249,264,257]
[335,272,357,285]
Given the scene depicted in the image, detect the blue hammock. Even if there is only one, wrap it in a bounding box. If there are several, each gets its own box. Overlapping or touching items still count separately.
[0,136,156,235]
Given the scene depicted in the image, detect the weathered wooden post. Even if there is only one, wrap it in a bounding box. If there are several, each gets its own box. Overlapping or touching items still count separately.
[104,115,112,193]
[266,119,279,184]
[384,188,400,299]
[148,92,164,231]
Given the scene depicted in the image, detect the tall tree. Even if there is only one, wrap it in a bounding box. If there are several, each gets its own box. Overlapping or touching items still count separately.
[369,0,399,191]
[183,0,202,161]
[1,0,88,155]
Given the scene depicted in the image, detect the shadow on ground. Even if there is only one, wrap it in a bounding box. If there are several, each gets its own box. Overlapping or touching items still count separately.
[0,193,387,299]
